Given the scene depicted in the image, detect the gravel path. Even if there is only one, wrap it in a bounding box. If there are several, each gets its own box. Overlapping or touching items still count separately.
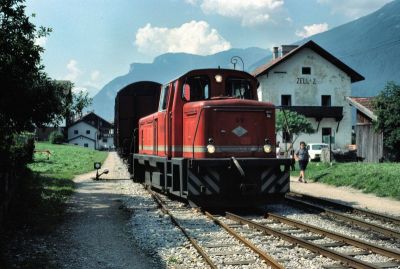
[51,152,162,269]
[290,176,400,216]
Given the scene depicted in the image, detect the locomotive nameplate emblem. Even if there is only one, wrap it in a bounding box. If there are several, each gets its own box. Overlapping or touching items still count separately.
[232,126,248,137]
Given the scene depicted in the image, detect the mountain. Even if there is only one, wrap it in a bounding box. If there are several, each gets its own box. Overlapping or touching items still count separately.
[249,0,400,97]
[92,0,400,121]
[91,48,268,120]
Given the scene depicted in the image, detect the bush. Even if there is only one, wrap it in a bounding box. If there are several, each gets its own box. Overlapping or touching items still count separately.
[49,131,64,144]
[9,133,35,167]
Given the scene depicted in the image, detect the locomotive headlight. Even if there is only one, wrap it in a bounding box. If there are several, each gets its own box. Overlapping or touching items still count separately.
[207,144,216,154]
[215,74,223,83]
[263,144,272,153]
[263,138,272,153]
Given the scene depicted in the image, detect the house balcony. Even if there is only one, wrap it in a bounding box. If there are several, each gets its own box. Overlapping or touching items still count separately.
[97,133,114,139]
[278,106,343,131]
[278,106,343,121]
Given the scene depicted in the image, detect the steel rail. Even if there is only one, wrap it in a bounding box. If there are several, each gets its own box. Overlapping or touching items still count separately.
[288,192,400,225]
[265,212,400,260]
[149,189,218,269]
[225,212,381,269]
[204,212,284,269]
[286,195,400,240]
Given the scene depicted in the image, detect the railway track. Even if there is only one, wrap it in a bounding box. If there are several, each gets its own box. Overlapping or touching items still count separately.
[144,187,400,268]
[230,212,400,268]
[285,192,400,240]
[148,188,283,268]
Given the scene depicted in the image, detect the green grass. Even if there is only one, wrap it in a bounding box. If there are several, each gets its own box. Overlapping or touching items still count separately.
[1,142,108,268]
[29,142,108,180]
[10,142,108,230]
[291,161,400,200]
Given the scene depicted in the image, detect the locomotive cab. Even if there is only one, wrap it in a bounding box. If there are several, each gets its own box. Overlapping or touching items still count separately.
[134,69,291,208]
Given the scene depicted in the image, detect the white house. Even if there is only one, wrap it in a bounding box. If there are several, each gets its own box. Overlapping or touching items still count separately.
[67,112,114,150]
[253,40,364,150]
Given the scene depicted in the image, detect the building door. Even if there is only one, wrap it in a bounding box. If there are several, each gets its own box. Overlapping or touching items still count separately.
[322,128,335,145]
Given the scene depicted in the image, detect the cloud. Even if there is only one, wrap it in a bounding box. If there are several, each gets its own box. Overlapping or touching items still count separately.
[90,70,100,82]
[185,0,199,4]
[73,85,100,97]
[34,36,47,47]
[296,23,329,38]
[62,62,101,97]
[135,20,231,57]
[64,59,82,82]
[190,0,284,26]
[316,0,392,18]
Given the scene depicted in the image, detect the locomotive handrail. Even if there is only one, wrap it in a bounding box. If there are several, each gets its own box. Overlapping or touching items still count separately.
[192,107,206,159]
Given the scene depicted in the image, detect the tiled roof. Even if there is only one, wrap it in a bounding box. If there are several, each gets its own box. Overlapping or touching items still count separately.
[252,40,364,83]
[346,96,377,120]
[349,97,375,112]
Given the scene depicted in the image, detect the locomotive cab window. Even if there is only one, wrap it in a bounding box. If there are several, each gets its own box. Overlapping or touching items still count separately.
[226,78,253,99]
[182,75,210,102]
[158,85,169,111]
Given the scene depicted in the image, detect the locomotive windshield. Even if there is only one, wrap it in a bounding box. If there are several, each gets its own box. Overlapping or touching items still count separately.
[182,75,210,101]
[226,78,253,99]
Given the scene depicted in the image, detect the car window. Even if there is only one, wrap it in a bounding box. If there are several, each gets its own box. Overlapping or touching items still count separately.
[312,144,328,150]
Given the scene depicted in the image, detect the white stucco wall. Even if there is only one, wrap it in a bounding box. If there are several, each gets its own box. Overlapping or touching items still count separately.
[97,136,114,150]
[68,121,114,150]
[69,136,96,149]
[257,48,353,149]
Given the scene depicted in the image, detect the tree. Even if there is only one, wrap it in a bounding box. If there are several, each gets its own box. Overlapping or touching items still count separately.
[275,110,314,152]
[373,81,400,161]
[0,0,67,166]
[52,81,92,123]
[71,90,92,119]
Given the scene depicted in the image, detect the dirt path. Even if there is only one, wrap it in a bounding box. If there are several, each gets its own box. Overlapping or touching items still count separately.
[51,152,161,269]
[290,176,400,216]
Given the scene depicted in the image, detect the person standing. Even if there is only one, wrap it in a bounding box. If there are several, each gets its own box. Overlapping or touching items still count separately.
[276,141,281,158]
[295,141,309,183]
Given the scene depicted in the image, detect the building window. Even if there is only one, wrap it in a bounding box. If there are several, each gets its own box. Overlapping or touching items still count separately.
[321,95,331,106]
[84,143,88,147]
[102,138,108,143]
[302,67,311,75]
[281,95,292,106]
[86,130,90,134]
[74,130,78,134]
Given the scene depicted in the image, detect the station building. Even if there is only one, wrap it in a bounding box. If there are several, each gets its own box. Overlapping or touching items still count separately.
[253,40,364,150]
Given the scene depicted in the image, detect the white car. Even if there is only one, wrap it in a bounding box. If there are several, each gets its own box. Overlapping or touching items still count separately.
[306,143,329,160]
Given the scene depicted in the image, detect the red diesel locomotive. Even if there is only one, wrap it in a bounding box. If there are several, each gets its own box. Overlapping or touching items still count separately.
[116,68,291,207]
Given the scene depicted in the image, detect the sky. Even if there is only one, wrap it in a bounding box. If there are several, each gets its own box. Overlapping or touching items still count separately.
[25,0,393,96]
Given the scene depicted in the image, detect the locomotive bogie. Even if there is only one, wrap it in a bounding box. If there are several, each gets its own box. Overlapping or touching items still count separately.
[132,153,291,207]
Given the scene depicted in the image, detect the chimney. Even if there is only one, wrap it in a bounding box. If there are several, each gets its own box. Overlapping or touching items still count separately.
[273,47,279,59]
[281,45,298,56]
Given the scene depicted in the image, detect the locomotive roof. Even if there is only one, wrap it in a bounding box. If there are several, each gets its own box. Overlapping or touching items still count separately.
[166,68,257,85]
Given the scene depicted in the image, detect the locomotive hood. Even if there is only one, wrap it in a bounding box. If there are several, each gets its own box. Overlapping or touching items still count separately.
[182,98,276,158]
